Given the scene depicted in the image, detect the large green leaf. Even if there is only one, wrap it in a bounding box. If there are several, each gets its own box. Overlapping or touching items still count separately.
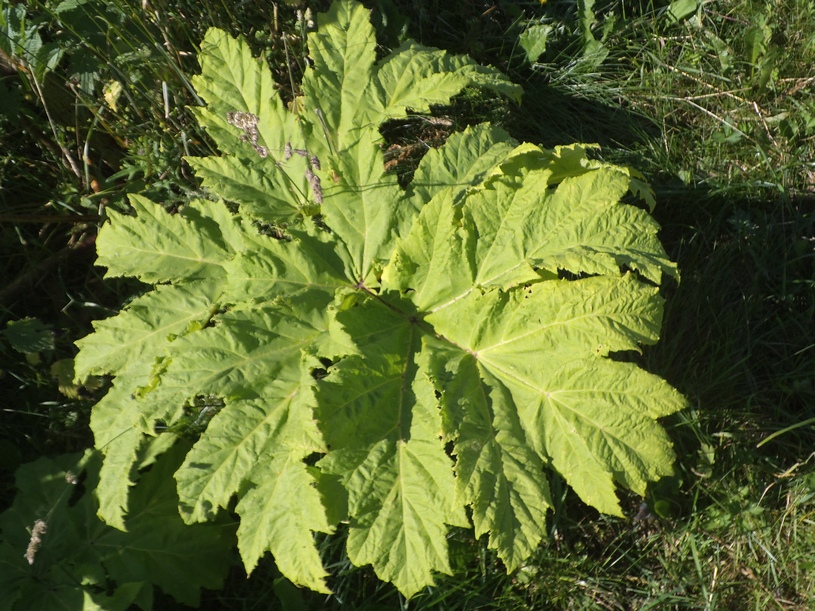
[75,0,685,599]
[223,226,354,303]
[315,298,465,597]
[423,339,551,571]
[236,455,331,591]
[406,123,517,209]
[424,275,684,516]
[90,363,166,530]
[156,303,329,401]
[368,42,522,124]
[316,129,405,283]
[386,157,675,309]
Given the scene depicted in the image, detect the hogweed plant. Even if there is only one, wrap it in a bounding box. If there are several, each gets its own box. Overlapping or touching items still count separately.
[0,448,234,609]
[74,0,686,597]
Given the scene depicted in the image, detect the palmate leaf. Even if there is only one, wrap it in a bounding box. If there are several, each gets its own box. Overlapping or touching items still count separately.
[75,0,686,599]
[314,296,467,597]
[423,275,683,517]
[423,339,551,572]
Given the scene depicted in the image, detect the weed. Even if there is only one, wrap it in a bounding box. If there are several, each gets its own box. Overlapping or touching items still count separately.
[3,0,815,608]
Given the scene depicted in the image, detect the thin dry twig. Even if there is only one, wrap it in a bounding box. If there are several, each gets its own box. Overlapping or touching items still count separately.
[28,73,83,180]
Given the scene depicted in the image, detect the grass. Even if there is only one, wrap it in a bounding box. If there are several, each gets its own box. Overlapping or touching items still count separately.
[2,0,815,608]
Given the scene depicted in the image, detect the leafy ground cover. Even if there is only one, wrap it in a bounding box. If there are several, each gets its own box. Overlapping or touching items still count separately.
[1,0,814,609]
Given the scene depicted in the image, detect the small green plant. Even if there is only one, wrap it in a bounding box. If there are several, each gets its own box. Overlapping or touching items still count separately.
[0,445,235,611]
[74,0,685,598]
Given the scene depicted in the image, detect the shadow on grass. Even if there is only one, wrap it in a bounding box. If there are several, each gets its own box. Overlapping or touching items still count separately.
[507,78,661,152]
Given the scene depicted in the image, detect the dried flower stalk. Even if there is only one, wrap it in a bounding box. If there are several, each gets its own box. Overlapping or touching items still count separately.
[25,519,47,565]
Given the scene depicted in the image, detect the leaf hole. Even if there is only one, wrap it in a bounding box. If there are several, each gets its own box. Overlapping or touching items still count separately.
[310,357,334,380]
[303,452,322,467]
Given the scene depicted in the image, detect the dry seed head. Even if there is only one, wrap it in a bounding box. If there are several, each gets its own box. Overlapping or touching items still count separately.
[25,519,47,565]
[226,111,267,157]
[226,111,259,131]
[305,166,323,204]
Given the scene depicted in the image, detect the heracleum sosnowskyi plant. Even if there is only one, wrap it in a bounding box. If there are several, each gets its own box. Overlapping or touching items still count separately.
[0,445,235,611]
[73,0,686,598]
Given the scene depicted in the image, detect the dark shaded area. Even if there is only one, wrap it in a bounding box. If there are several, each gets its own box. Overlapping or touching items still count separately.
[648,189,815,434]
[508,79,661,150]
